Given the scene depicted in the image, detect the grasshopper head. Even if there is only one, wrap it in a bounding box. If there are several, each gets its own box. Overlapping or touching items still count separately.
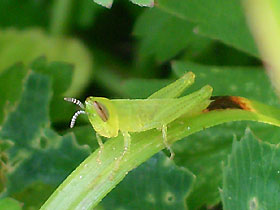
[85,97,119,138]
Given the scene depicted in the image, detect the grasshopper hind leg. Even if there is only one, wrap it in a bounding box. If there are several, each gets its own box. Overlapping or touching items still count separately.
[162,124,175,160]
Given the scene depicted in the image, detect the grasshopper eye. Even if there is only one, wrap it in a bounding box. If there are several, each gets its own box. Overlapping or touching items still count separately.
[93,101,109,122]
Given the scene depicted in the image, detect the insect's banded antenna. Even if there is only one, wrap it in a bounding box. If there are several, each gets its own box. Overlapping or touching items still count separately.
[64,97,85,109]
[70,110,86,128]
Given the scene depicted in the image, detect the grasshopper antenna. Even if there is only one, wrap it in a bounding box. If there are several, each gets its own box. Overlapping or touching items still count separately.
[64,98,86,128]
[69,110,86,128]
[64,97,85,109]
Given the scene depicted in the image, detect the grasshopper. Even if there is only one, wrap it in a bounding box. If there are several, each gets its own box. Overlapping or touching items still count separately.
[65,72,212,167]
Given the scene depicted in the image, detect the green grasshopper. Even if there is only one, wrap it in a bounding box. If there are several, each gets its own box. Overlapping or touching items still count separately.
[65,72,212,166]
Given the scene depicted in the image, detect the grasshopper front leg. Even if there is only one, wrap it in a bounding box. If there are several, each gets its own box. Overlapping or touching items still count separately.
[122,131,131,158]
[162,124,175,160]
[111,131,131,179]
[96,133,104,164]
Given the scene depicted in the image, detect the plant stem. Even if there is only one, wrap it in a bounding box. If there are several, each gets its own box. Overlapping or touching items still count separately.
[50,0,73,36]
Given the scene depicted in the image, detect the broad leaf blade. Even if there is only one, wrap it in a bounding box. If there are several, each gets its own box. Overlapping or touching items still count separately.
[172,61,279,106]
[93,0,153,8]
[134,8,195,61]
[0,72,50,151]
[130,0,154,7]
[221,129,280,210]
[0,55,75,124]
[30,57,75,123]
[157,0,259,57]
[172,61,280,208]
[9,131,89,208]
[93,0,113,9]
[0,63,27,124]
[0,69,89,209]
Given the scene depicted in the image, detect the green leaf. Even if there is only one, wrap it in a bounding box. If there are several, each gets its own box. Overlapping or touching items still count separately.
[9,182,54,210]
[0,197,22,210]
[93,0,153,8]
[172,61,279,107]
[0,70,90,209]
[157,0,259,57]
[130,0,154,7]
[0,72,50,151]
[8,130,90,204]
[124,61,278,105]
[30,57,75,123]
[0,139,12,193]
[173,124,236,209]
[102,152,194,209]
[134,8,196,61]
[172,121,280,209]
[31,57,73,95]
[171,61,280,208]
[221,129,280,210]
[0,63,27,125]
[0,55,76,124]
[93,0,113,8]
[0,28,93,96]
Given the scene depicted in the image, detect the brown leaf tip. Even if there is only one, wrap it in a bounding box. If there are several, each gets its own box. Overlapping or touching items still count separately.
[205,96,254,112]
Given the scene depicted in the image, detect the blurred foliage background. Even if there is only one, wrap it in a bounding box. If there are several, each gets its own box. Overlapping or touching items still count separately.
[1,0,280,209]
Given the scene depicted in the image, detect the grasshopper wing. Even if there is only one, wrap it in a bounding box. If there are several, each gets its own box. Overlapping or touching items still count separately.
[113,85,212,132]
[148,72,195,99]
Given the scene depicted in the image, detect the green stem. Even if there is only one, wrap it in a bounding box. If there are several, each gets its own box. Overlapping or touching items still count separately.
[50,0,73,36]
